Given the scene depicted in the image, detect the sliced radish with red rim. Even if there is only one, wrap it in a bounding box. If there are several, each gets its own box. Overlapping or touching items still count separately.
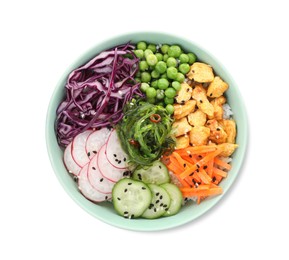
[98,145,129,182]
[78,164,111,203]
[63,143,81,176]
[105,130,129,169]
[72,130,92,167]
[87,154,115,194]
[85,128,111,159]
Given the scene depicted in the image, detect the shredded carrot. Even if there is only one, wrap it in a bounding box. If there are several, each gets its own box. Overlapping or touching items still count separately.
[162,144,233,204]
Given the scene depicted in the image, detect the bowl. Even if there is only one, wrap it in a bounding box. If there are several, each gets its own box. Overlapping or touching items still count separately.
[46,32,248,231]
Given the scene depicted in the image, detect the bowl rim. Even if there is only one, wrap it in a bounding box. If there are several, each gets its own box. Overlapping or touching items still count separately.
[46,31,248,231]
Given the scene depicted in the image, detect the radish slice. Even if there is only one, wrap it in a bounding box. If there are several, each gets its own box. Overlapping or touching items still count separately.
[105,130,129,169]
[78,164,111,203]
[63,143,81,175]
[85,128,111,159]
[72,130,92,167]
[87,154,115,194]
[98,145,128,182]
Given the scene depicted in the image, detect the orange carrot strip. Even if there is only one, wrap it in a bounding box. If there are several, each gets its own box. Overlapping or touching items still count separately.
[214,157,232,170]
[179,149,223,179]
[197,168,212,184]
[182,187,223,197]
[167,163,183,175]
[207,158,214,178]
[213,167,228,178]
[177,145,217,156]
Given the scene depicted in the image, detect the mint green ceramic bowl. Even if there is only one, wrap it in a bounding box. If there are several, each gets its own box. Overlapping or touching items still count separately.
[46,32,248,231]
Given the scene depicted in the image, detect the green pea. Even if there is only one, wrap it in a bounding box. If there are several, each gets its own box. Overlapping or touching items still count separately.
[155,53,163,61]
[163,54,169,62]
[155,61,167,74]
[179,53,189,63]
[166,57,177,67]
[137,41,147,50]
[175,72,185,83]
[157,78,170,90]
[156,89,165,100]
[135,71,141,78]
[147,97,156,104]
[147,44,157,53]
[161,44,170,54]
[146,87,157,98]
[141,72,151,83]
[165,104,174,115]
[164,97,174,105]
[164,87,177,98]
[144,49,153,58]
[151,70,160,79]
[146,54,158,66]
[134,49,144,59]
[139,60,149,71]
[156,102,165,107]
[172,81,181,91]
[188,52,197,64]
[179,63,190,74]
[140,82,150,93]
[161,73,168,79]
[151,80,158,88]
[167,67,178,80]
[168,45,182,58]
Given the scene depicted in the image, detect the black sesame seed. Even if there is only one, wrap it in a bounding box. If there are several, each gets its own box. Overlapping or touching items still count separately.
[216,128,220,131]
[165,208,169,211]
[131,214,134,218]
[124,211,128,215]
[123,158,126,162]
[186,88,190,92]
[115,159,118,162]
[113,154,117,157]
[156,200,160,204]
[189,154,192,158]
[212,176,217,182]
[160,195,163,200]
[154,208,157,212]
[138,174,142,180]
[198,155,202,158]
[87,152,90,157]
[204,165,208,169]
[156,192,160,196]
[100,178,104,182]
[163,204,167,208]
[124,189,128,192]
[189,172,194,176]
[149,203,154,209]
[199,99,203,103]
[93,151,97,154]
[159,165,162,169]
[128,182,132,185]
[105,196,108,200]
[92,167,96,170]
[196,169,199,172]
[117,197,121,200]
[196,164,200,168]
[183,163,187,167]
[118,160,121,164]
[142,187,146,190]
[160,203,164,207]
[210,93,213,97]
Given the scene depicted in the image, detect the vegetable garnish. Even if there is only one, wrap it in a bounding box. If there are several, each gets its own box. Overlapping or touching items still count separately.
[150,113,161,123]
[117,101,175,166]
[56,43,144,147]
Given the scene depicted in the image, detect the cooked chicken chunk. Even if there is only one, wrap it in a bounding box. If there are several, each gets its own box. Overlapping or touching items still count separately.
[175,82,192,104]
[189,126,210,146]
[175,135,190,149]
[207,76,229,98]
[206,119,228,144]
[192,85,214,117]
[187,62,214,83]
[187,109,207,126]
[221,119,237,143]
[218,143,238,157]
[174,100,196,120]
[172,117,192,137]
[209,96,226,120]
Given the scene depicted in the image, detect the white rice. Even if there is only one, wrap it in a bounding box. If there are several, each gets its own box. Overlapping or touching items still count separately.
[223,103,233,119]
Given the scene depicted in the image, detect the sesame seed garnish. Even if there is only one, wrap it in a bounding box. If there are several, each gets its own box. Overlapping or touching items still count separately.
[124,189,128,192]
[92,167,96,170]
[100,178,104,182]
[93,151,97,154]
[113,154,117,157]
[142,187,146,190]
[156,200,160,204]
[117,197,121,200]
[128,182,132,185]
[87,152,90,157]
[160,195,163,199]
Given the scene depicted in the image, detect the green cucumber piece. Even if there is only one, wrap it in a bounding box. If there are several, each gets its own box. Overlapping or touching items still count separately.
[141,184,171,219]
[112,178,152,219]
[132,160,170,185]
[161,183,183,216]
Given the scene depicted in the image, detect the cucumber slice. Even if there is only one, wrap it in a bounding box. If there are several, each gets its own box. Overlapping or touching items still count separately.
[161,183,183,216]
[141,184,171,219]
[132,160,170,185]
[112,178,152,218]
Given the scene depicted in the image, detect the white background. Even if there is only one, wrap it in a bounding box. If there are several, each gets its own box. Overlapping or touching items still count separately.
[1,0,288,259]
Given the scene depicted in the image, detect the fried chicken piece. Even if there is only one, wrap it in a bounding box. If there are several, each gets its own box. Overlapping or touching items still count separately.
[187,109,207,126]
[206,119,228,144]
[174,100,196,120]
[172,117,192,137]
[218,143,238,157]
[175,135,190,149]
[187,62,214,83]
[175,82,192,104]
[189,126,210,146]
[209,96,227,120]
[192,85,214,117]
[221,119,237,143]
[207,76,229,98]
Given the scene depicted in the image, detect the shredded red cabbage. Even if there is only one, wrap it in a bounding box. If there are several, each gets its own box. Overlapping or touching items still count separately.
[56,43,143,147]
